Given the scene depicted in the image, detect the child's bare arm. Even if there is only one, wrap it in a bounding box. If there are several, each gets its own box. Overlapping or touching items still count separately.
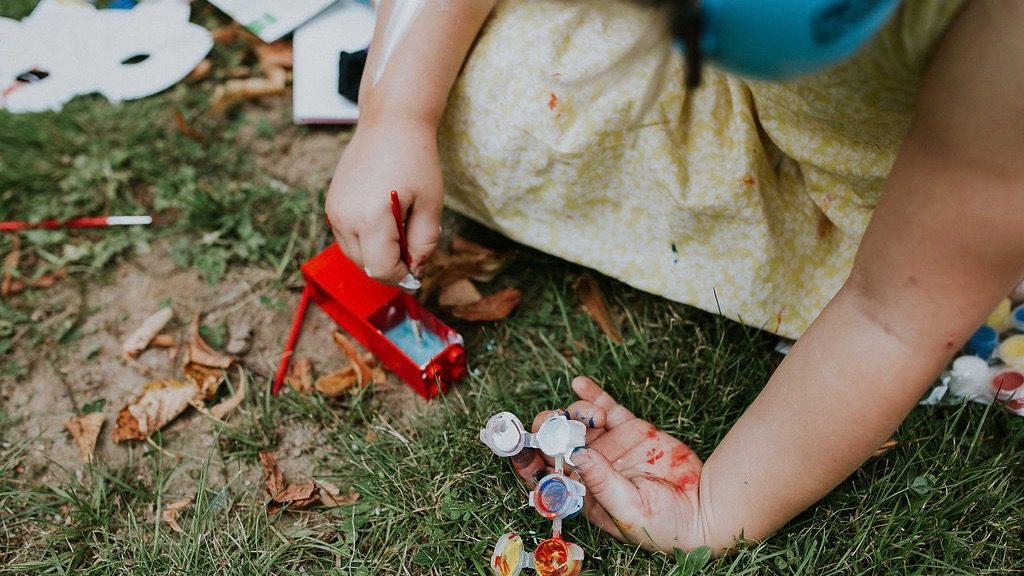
[514,0,1024,553]
[326,1,497,284]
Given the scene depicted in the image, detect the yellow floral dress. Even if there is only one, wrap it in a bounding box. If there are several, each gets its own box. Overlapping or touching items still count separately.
[439,0,966,338]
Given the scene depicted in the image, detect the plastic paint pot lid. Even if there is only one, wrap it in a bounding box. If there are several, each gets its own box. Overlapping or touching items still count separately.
[490,532,527,576]
[535,415,587,461]
[481,412,526,456]
[535,417,570,455]
[948,355,991,397]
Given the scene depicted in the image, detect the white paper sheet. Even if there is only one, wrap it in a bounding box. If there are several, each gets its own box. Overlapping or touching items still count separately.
[207,0,338,43]
[292,0,376,124]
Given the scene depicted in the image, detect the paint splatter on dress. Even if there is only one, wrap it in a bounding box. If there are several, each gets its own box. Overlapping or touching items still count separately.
[439,0,966,339]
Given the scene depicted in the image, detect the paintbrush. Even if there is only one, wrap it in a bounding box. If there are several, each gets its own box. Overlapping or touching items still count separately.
[389,190,423,341]
[0,215,152,232]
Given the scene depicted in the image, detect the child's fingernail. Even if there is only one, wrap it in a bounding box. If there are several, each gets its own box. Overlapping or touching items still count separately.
[363,266,374,278]
[398,273,421,291]
[570,446,589,468]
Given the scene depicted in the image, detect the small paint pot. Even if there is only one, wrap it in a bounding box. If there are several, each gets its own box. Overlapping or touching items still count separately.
[480,412,527,457]
[965,326,999,359]
[490,532,529,576]
[529,473,586,521]
[986,298,1012,332]
[533,537,584,576]
[1011,305,1024,332]
[998,335,1024,370]
[1004,397,1024,415]
[535,415,587,464]
[948,355,991,398]
[990,369,1024,402]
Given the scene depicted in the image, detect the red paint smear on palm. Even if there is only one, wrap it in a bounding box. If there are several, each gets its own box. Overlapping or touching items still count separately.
[645,447,665,465]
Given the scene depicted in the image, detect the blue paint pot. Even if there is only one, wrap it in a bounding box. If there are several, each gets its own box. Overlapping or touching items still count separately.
[965,325,999,359]
[1011,305,1024,332]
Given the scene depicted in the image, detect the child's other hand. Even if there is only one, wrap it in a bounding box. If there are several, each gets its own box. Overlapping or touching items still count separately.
[325,117,443,284]
[512,376,706,553]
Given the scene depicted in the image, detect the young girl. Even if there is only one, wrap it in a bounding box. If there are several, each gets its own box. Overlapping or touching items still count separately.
[325,0,1024,554]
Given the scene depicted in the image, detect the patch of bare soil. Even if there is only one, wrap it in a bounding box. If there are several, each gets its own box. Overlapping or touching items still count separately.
[0,111,441,499]
[1,238,432,489]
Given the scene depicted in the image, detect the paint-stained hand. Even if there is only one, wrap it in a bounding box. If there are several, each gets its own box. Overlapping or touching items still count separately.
[512,376,706,553]
[326,116,443,285]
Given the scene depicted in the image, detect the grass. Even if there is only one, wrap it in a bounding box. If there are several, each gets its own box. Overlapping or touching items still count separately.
[2,2,1023,575]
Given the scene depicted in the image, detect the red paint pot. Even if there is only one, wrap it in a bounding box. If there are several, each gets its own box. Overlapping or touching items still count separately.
[991,370,1024,401]
[534,537,584,576]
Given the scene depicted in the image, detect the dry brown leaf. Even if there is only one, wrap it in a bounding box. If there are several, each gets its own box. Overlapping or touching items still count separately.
[318,481,359,508]
[3,268,68,296]
[183,363,226,400]
[259,451,286,496]
[871,438,899,458]
[209,367,246,419]
[438,278,482,307]
[174,108,205,142]
[185,313,236,369]
[314,367,359,397]
[64,412,105,462]
[1,236,20,298]
[259,450,321,513]
[151,334,177,348]
[28,268,66,288]
[208,66,287,115]
[451,288,521,322]
[121,307,174,359]
[185,58,212,82]
[286,357,313,394]
[162,497,193,533]
[211,25,243,44]
[254,41,293,70]
[331,331,372,387]
[268,482,320,514]
[573,275,623,343]
[112,379,200,442]
[450,235,494,257]
[419,243,510,297]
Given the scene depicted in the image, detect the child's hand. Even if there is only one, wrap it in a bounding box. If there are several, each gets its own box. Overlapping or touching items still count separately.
[325,117,443,284]
[511,376,706,552]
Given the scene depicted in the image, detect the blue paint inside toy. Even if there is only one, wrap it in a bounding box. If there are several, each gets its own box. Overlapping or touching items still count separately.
[383,317,446,366]
[539,478,569,513]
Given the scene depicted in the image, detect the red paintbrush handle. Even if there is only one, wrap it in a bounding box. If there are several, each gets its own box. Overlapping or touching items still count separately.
[272,284,313,395]
[389,190,411,268]
[0,218,103,231]
[0,216,151,231]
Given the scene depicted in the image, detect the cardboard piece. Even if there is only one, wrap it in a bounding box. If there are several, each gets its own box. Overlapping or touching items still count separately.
[0,0,212,114]
[207,0,338,43]
[293,0,376,124]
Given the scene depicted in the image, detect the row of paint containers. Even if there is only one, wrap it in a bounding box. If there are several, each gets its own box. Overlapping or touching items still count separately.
[951,298,1024,415]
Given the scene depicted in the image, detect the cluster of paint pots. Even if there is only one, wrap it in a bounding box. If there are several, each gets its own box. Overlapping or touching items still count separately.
[480,412,588,576]
[952,298,1024,414]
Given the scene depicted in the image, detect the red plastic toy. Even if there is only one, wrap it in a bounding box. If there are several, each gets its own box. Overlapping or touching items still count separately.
[272,244,467,399]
